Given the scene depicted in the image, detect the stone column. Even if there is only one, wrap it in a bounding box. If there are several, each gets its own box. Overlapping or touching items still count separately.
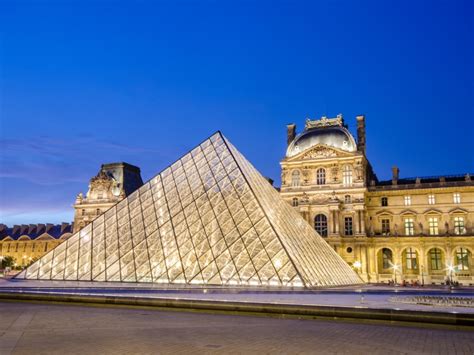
[361,245,368,282]
[419,246,427,285]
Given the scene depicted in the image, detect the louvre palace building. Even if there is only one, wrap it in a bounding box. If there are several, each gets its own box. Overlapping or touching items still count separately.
[1,115,473,286]
[281,115,473,285]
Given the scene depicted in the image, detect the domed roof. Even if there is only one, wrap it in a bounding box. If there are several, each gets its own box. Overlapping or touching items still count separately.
[286,126,357,157]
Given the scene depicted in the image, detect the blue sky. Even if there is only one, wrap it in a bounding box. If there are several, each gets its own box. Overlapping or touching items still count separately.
[0,0,473,225]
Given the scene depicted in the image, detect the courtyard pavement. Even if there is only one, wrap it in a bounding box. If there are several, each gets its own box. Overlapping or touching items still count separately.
[0,302,473,355]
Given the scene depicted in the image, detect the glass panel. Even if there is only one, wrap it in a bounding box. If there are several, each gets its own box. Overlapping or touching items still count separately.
[23,132,361,288]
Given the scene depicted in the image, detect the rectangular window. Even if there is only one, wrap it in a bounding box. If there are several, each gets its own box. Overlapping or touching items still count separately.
[456,248,469,271]
[428,217,438,235]
[405,248,418,270]
[454,217,465,235]
[404,218,414,236]
[343,166,353,186]
[453,193,461,204]
[381,197,388,207]
[404,196,411,206]
[344,217,353,236]
[430,249,442,270]
[428,194,435,205]
[381,219,390,235]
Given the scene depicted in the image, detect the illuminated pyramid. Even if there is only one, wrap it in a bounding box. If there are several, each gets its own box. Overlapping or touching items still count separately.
[17,132,361,287]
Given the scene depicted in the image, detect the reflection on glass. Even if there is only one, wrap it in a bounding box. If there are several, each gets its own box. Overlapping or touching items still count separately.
[18,132,361,287]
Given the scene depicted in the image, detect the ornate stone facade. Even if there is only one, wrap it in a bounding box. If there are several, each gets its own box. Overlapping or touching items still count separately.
[281,115,474,285]
[73,162,143,232]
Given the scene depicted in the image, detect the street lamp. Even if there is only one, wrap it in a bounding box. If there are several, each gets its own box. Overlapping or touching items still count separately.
[420,265,425,287]
[391,264,399,285]
[447,264,455,286]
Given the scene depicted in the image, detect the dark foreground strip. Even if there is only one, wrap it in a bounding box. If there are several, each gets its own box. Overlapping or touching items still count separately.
[0,292,472,329]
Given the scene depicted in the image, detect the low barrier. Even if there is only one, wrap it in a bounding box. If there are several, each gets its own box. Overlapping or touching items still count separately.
[0,291,473,328]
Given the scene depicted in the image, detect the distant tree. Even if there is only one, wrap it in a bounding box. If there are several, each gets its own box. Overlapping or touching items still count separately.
[1,255,15,269]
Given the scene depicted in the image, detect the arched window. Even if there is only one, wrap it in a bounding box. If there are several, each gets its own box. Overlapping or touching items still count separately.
[343,165,353,186]
[291,170,300,187]
[292,197,299,207]
[429,248,443,270]
[405,248,418,270]
[316,168,326,185]
[314,214,328,237]
[382,248,393,269]
[456,248,470,271]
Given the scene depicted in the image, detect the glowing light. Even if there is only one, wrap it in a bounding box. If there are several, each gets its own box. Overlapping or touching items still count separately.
[353,261,362,269]
[19,132,361,288]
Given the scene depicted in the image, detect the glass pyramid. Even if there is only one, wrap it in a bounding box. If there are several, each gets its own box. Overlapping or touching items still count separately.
[17,132,362,287]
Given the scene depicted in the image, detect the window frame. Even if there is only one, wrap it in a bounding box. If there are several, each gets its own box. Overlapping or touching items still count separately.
[404,195,412,206]
[428,194,435,205]
[342,165,353,186]
[456,248,469,271]
[453,193,461,204]
[291,170,301,187]
[381,219,390,235]
[428,217,439,235]
[404,217,415,236]
[316,168,326,185]
[314,214,328,237]
[429,248,442,270]
[344,216,353,236]
[405,248,418,270]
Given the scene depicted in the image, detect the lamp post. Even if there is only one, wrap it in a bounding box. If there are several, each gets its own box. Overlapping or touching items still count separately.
[421,265,425,287]
[447,265,455,287]
[392,264,399,286]
[353,260,362,273]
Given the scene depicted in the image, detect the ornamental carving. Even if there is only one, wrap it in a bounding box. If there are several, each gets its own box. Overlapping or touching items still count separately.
[312,193,333,204]
[86,171,117,200]
[301,146,337,159]
[305,114,343,129]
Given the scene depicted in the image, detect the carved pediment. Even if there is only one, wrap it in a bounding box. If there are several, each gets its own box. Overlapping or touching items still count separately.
[286,144,354,162]
[302,146,337,159]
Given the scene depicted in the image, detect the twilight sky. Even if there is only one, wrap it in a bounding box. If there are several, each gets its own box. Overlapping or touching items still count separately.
[0,0,473,225]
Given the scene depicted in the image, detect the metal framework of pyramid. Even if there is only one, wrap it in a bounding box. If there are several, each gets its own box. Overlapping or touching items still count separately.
[17,132,362,287]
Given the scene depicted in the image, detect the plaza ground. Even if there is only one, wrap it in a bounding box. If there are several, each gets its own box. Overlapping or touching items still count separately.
[1,302,473,355]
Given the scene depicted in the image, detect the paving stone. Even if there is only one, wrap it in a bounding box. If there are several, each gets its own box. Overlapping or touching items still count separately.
[0,302,472,354]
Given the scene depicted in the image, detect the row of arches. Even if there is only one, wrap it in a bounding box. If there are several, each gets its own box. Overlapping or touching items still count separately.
[290,166,353,187]
[377,246,472,275]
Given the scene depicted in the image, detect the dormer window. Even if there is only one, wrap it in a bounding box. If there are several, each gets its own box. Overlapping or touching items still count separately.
[316,168,326,185]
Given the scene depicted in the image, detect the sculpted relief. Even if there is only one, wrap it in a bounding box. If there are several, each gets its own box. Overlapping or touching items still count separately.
[301,146,338,160]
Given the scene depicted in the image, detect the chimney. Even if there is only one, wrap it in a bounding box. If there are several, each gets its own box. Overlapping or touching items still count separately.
[356,115,366,154]
[392,166,399,185]
[286,124,296,146]
[46,223,54,234]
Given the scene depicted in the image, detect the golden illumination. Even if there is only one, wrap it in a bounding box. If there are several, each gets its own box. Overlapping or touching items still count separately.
[17,132,361,288]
